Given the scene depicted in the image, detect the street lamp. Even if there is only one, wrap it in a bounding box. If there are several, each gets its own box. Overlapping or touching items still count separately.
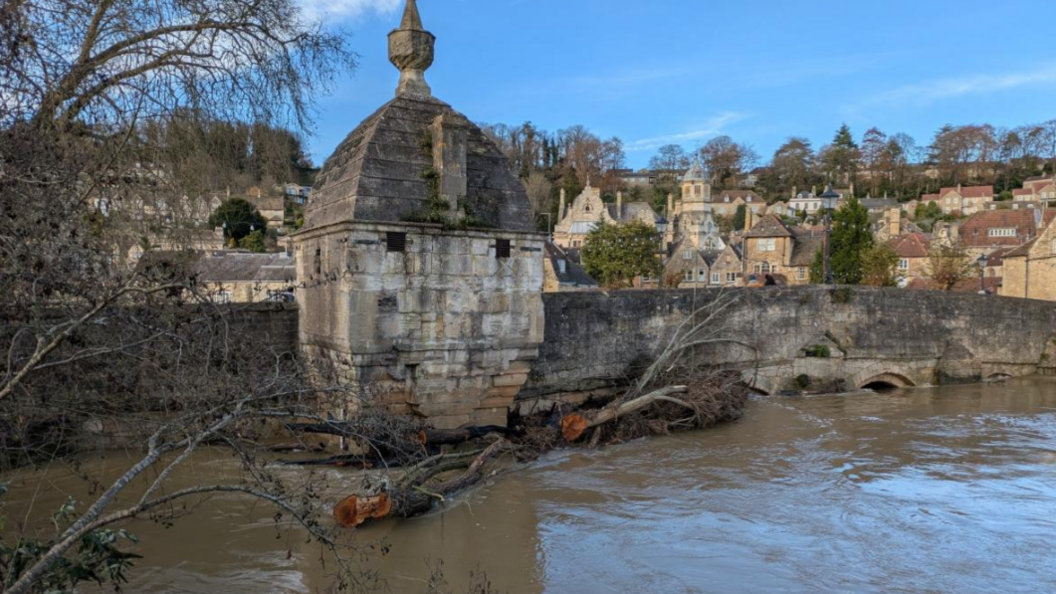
[977,253,988,294]
[655,216,669,289]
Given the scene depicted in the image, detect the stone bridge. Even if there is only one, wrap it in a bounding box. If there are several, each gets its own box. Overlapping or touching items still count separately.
[517,287,1056,411]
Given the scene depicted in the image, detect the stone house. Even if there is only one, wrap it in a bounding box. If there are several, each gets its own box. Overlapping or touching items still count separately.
[553,185,662,249]
[195,251,297,303]
[542,243,597,292]
[741,214,823,285]
[958,209,1053,257]
[767,201,790,217]
[293,0,546,429]
[665,241,744,288]
[938,185,994,216]
[675,209,725,251]
[1022,175,1056,203]
[1000,214,1056,300]
[246,187,286,229]
[886,232,930,282]
[789,186,842,215]
[709,190,765,217]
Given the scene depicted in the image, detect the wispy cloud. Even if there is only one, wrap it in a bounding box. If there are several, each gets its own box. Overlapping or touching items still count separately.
[298,0,402,21]
[626,112,748,152]
[851,65,1056,111]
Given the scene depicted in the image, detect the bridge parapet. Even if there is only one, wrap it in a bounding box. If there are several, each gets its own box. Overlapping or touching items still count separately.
[520,287,1056,405]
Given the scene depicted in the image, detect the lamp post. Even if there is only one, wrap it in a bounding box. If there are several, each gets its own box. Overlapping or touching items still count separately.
[823,212,834,284]
[977,253,988,294]
[656,216,669,289]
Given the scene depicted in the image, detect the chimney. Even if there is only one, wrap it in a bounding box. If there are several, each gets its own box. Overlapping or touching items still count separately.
[850,183,856,197]
[811,185,817,196]
[792,186,798,199]
[744,208,754,233]
[667,193,674,217]
[559,188,566,220]
[890,208,901,237]
[616,191,623,219]
[957,183,962,194]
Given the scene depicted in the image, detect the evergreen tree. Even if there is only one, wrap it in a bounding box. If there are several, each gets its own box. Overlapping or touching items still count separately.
[580,221,660,289]
[209,198,267,242]
[732,204,747,232]
[822,124,861,184]
[828,196,873,285]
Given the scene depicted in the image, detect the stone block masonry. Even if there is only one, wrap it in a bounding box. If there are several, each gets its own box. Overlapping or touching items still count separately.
[295,220,546,429]
[521,287,1056,408]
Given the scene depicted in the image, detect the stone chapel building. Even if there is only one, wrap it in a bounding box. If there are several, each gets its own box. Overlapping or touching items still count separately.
[293,0,546,429]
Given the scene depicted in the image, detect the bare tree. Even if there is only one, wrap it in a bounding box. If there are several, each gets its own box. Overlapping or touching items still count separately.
[927,244,973,291]
[0,1,359,591]
[523,171,552,220]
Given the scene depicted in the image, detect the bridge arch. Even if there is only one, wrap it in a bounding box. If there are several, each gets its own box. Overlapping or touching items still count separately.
[857,373,915,391]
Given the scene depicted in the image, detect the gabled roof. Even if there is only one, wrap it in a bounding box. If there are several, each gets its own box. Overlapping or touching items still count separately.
[1013,188,1034,196]
[1004,238,1038,258]
[986,247,1013,267]
[745,214,792,238]
[887,233,929,258]
[921,193,940,202]
[959,209,1041,247]
[940,186,994,199]
[194,252,297,283]
[710,189,761,203]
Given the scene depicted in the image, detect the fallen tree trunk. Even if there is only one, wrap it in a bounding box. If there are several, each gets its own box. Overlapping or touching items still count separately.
[560,386,689,442]
[417,425,518,446]
[333,439,506,528]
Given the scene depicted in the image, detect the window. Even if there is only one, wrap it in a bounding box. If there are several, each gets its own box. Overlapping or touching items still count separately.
[685,270,694,282]
[988,228,1016,238]
[386,232,407,252]
[899,258,909,271]
[759,238,776,252]
[724,196,730,203]
[711,273,721,284]
[698,269,707,281]
[761,262,771,274]
[495,238,512,259]
[683,250,692,260]
[726,272,737,283]
[1051,239,1056,255]
[314,247,322,275]
[796,268,806,280]
[213,290,232,305]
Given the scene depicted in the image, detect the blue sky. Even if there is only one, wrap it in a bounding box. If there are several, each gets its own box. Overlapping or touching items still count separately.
[304,0,1056,169]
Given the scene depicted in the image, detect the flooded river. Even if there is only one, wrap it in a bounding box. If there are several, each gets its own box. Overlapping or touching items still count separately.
[6,378,1056,593]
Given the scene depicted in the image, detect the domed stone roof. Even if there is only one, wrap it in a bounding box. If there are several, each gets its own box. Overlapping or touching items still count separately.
[684,159,706,182]
[303,0,533,232]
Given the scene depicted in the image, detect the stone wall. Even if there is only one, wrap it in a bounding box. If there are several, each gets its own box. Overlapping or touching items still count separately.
[520,287,1056,409]
[294,220,546,429]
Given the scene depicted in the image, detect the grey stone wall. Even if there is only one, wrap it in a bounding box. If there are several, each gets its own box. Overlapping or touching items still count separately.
[521,287,1056,405]
[295,220,546,429]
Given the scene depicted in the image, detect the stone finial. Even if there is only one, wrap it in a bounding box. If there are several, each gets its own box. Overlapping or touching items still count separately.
[389,0,435,98]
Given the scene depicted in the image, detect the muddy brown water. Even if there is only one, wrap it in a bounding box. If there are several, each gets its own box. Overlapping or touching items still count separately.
[5,378,1056,593]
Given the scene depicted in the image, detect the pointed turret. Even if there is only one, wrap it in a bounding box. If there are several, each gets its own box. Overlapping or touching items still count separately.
[389,0,435,98]
[400,0,424,30]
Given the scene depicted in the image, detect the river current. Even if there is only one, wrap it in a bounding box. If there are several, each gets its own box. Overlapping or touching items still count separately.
[6,378,1056,593]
